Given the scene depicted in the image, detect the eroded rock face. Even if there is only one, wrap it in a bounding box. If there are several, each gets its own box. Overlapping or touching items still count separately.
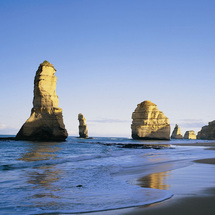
[171,124,183,139]
[197,120,215,140]
[131,100,170,140]
[78,113,88,138]
[184,131,196,139]
[16,61,68,141]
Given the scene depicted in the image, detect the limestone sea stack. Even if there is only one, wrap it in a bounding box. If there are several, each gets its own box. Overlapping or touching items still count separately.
[78,113,88,138]
[184,131,196,139]
[15,61,68,141]
[131,100,170,140]
[197,120,215,140]
[171,124,183,139]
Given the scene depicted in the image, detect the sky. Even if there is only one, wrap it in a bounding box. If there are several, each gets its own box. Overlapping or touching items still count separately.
[0,0,214,137]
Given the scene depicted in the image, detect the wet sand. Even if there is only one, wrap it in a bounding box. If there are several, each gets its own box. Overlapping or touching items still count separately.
[78,141,215,215]
[124,188,215,215]
[194,158,215,164]
[124,142,215,215]
[88,142,215,215]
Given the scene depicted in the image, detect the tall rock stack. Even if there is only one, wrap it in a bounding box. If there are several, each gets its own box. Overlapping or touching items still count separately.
[171,124,183,139]
[131,100,170,140]
[78,113,88,138]
[16,61,68,141]
[197,120,215,140]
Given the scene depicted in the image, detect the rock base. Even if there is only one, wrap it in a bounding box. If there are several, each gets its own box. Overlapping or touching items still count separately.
[15,108,68,141]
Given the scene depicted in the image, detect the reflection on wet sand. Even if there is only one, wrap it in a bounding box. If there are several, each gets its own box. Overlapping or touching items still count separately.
[19,142,63,206]
[138,171,171,190]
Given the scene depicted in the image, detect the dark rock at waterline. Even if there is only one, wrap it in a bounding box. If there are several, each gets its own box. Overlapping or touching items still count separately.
[197,120,215,140]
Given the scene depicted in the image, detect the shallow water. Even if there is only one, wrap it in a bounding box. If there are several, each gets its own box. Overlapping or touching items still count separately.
[0,136,214,214]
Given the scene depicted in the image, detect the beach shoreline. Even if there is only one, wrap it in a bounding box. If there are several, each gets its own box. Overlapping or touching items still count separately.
[171,141,215,147]
[83,141,215,215]
[125,142,215,215]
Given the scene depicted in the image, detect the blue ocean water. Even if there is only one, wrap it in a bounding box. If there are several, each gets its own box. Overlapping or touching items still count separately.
[0,136,214,214]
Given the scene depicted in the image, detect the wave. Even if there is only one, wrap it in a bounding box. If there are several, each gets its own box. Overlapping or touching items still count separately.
[0,188,173,215]
[0,153,109,171]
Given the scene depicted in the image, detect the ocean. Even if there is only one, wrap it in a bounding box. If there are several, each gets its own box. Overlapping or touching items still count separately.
[0,136,215,215]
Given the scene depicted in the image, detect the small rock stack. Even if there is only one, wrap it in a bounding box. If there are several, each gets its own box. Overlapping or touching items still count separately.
[184,131,196,139]
[78,113,88,138]
[171,124,183,139]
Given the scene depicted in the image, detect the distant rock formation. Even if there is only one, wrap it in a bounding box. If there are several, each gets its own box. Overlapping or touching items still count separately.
[171,124,183,139]
[131,100,170,140]
[184,131,196,139]
[197,120,215,140]
[78,113,88,138]
[15,61,68,141]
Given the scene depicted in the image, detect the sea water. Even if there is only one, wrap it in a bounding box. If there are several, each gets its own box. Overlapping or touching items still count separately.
[0,136,214,214]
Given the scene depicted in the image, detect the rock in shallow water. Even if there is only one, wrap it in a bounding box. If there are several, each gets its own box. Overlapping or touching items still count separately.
[131,100,170,140]
[184,130,196,139]
[78,113,88,138]
[15,61,68,141]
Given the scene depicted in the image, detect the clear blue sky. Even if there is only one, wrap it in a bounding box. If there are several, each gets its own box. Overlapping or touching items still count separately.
[0,0,214,137]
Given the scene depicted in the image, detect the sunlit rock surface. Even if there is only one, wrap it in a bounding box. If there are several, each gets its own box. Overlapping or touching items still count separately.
[171,124,183,139]
[78,113,88,138]
[16,61,68,141]
[131,100,170,140]
[197,120,215,140]
[184,130,196,139]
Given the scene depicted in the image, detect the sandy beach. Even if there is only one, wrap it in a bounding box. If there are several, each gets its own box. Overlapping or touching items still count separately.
[124,142,215,215]
[125,189,215,215]
[195,158,215,164]
[85,141,215,215]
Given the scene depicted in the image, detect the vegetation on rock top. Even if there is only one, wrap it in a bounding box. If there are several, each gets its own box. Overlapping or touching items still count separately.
[40,60,55,69]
